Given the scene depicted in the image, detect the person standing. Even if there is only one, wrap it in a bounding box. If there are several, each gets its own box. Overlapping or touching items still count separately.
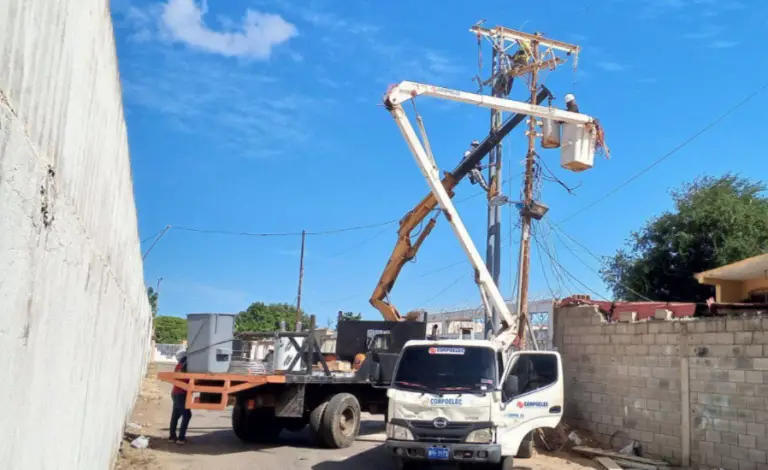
[169,349,192,444]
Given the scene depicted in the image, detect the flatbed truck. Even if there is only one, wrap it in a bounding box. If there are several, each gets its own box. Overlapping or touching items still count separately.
[158,317,426,448]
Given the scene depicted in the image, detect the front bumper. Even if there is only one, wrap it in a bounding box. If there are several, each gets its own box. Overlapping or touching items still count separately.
[386,439,502,464]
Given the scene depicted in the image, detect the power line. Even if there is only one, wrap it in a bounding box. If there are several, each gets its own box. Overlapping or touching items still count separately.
[545,220,655,302]
[141,227,169,244]
[419,273,470,307]
[329,226,392,257]
[531,227,609,301]
[559,81,768,225]
[173,219,399,238]
[143,226,171,260]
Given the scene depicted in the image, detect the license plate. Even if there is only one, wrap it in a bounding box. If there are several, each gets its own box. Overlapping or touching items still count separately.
[427,447,449,460]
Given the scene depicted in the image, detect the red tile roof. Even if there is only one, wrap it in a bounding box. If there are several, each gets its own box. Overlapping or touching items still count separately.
[558,295,697,321]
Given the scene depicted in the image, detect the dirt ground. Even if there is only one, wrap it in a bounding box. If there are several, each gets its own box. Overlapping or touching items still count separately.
[115,369,601,470]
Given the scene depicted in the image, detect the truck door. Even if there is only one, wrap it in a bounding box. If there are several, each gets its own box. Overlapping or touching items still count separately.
[496,351,564,456]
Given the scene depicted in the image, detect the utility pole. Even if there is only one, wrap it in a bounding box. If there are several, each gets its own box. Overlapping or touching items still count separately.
[470,24,580,348]
[515,38,540,349]
[295,230,306,329]
[485,38,503,340]
[156,277,163,315]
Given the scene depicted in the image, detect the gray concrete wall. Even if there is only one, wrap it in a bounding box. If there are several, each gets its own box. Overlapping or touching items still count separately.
[0,1,152,468]
[554,305,768,469]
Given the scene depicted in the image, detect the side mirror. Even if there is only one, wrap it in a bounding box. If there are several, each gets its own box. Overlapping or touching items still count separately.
[503,375,519,398]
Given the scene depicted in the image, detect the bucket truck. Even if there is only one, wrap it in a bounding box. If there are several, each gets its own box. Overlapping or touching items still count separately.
[381,81,602,469]
[369,88,552,322]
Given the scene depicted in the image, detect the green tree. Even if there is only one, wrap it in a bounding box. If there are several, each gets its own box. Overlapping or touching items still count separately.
[601,174,768,302]
[147,286,158,317]
[154,316,187,343]
[235,302,310,332]
[340,311,362,321]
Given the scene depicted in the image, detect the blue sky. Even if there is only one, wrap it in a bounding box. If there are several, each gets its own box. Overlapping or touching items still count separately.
[111,0,768,325]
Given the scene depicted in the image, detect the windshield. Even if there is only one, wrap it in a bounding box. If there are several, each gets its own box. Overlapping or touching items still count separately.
[393,345,497,393]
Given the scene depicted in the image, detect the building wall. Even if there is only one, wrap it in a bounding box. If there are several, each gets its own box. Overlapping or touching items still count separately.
[0,1,152,468]
[554,305,768,469]
[743,277,768,300]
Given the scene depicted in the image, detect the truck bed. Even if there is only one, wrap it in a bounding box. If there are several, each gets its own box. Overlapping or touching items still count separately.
[157,369,378,410]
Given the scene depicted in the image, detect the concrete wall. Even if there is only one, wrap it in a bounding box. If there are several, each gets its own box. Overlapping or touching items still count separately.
[0,1,152,469]
[554,305,768,469]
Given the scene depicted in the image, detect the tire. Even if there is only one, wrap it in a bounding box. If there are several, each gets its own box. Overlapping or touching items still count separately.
[320,393,361,449]
[393,457,420,470]
[308,400,329,446]
[232,400,282,443]
[501,456,516,470]
[516,431,534,458]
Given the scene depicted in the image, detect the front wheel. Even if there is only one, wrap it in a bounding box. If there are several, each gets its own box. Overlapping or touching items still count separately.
[516,430,534,458]
[394,457,420,470]
[501,456,515,470]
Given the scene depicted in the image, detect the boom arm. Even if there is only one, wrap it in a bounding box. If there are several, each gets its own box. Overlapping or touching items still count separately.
[370,88,552,321]
[382,81,599,350]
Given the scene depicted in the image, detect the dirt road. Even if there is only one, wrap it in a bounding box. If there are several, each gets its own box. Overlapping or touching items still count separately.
[116,369,599,470]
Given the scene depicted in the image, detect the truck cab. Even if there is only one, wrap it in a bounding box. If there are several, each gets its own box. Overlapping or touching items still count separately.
[385,339,563,469]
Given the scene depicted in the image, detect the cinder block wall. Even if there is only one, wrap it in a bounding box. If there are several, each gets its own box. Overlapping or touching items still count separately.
[554,305,768,469]
[0,1,152,468]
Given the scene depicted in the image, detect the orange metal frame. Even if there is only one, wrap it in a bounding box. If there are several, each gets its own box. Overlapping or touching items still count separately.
[157,372,287,411]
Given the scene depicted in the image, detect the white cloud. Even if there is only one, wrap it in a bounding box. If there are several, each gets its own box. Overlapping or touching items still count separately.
[160,0,297,59]
[709,40,739,49]
[596,61,627,72]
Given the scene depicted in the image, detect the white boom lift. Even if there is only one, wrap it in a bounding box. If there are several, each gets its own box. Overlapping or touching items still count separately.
[382,81,599,352]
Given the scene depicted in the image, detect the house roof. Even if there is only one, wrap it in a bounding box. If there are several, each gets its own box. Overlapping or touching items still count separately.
[695,253,768,283]
[558,296,697,321]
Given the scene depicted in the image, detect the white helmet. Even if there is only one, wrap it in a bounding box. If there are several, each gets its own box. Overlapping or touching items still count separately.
[564,93,576,104]
[176,349,187,361]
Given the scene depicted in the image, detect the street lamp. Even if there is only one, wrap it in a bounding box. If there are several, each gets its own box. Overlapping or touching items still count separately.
[489,194,549,220]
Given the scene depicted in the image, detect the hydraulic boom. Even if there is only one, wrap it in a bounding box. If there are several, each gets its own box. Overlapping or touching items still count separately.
[382,81,599,350]
[370,88,552,321]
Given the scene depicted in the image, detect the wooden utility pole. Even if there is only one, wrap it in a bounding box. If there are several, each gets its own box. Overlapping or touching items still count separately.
[515,39,540,349]
[295,230,306,329]
[470,25,580,348]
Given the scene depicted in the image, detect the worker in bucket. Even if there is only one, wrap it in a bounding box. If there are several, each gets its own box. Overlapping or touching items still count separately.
[564,93,580,113]
[169,349,192,444]
[463,140,490,192]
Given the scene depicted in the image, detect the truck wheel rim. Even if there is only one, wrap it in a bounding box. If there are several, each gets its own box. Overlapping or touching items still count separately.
[339,407,356,437]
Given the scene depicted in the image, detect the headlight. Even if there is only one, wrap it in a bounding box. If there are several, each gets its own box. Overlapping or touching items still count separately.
[466,428,494,443]
[386,423,414,441]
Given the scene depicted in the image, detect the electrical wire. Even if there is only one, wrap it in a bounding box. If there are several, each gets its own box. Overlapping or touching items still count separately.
[142,226,171,260]
[141,227,169,244]
[545,220,654,302]
[531,228,609,301]
[558,81,768,225]
[329,226,391,258]
[418,272,470,307]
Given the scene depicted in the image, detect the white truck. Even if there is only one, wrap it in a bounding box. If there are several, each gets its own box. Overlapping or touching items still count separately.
[380,75,600,468]
[385,341,563,469]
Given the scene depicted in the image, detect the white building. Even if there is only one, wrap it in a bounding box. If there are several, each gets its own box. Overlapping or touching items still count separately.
[425,299,555,349]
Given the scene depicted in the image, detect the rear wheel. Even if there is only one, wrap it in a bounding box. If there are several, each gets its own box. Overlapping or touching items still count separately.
[232,400,282,443]
[278,417,308,433]
[308,400,329,446]
[516,431,534,458]
[321,393,361,448]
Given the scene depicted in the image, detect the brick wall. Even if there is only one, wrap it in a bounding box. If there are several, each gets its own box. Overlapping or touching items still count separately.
[553,305,768,469]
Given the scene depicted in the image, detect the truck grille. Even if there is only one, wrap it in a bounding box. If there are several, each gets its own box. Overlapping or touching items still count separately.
[408,420,473,443]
